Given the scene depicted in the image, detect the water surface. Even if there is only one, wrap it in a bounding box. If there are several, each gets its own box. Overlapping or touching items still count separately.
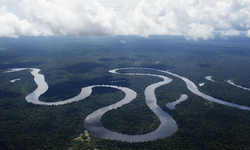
[5,67,250,143]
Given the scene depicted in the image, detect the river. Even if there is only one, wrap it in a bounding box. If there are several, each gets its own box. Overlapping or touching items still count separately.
[5,67,250,142]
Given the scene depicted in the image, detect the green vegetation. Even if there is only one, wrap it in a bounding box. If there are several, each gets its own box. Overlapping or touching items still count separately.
[1,36,250,149]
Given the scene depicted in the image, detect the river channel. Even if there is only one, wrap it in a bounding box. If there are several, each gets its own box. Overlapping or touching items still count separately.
[4,67,250,142]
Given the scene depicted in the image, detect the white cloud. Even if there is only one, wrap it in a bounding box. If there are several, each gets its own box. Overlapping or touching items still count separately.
[247,29,250,37]
[221,29,240,39]
[0,5,39,38]
[0,43,5,50]
[221,29,240,36]
[19,0,119,36]
[0,0,250,40]
[186,23,214,41]
[120,40,126,43]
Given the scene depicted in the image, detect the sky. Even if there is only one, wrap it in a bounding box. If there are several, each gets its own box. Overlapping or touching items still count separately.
[0,0,250,40]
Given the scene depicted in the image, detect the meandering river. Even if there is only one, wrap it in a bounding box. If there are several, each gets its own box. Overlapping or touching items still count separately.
[166,94,188,110]
[227,80,250,91]
[4,67,250,142]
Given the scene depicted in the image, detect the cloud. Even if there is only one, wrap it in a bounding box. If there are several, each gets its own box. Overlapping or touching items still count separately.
[0,45,5,50]
[247,29,250,37]
[221,29,240,36]
[0,41,6,50]
[0,0,250,40]
[120,40,126,43]
[0,5,39,38]
[221,29,240,39]
[19,0,119,36]
[186,23,214,41]
[0,46,5,50]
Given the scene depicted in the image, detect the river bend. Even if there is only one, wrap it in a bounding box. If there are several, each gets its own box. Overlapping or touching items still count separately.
[4,67,250,142]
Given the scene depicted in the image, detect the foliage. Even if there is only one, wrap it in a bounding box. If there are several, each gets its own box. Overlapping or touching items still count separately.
[1,36,250,149]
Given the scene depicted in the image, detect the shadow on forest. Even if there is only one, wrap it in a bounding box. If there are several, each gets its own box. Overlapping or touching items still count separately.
[0,90,21,98]
[64,62,107,74]
[91,87,121,95]
[118,57,133,60]
[141,64,171,70]
[98,58,114,62]
[41,75,130,100]
[118,63,174,70]
[0,62,42,70]
[198,63,211,68]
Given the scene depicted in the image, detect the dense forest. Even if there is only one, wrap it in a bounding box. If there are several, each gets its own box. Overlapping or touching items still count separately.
[1,35,250,150]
